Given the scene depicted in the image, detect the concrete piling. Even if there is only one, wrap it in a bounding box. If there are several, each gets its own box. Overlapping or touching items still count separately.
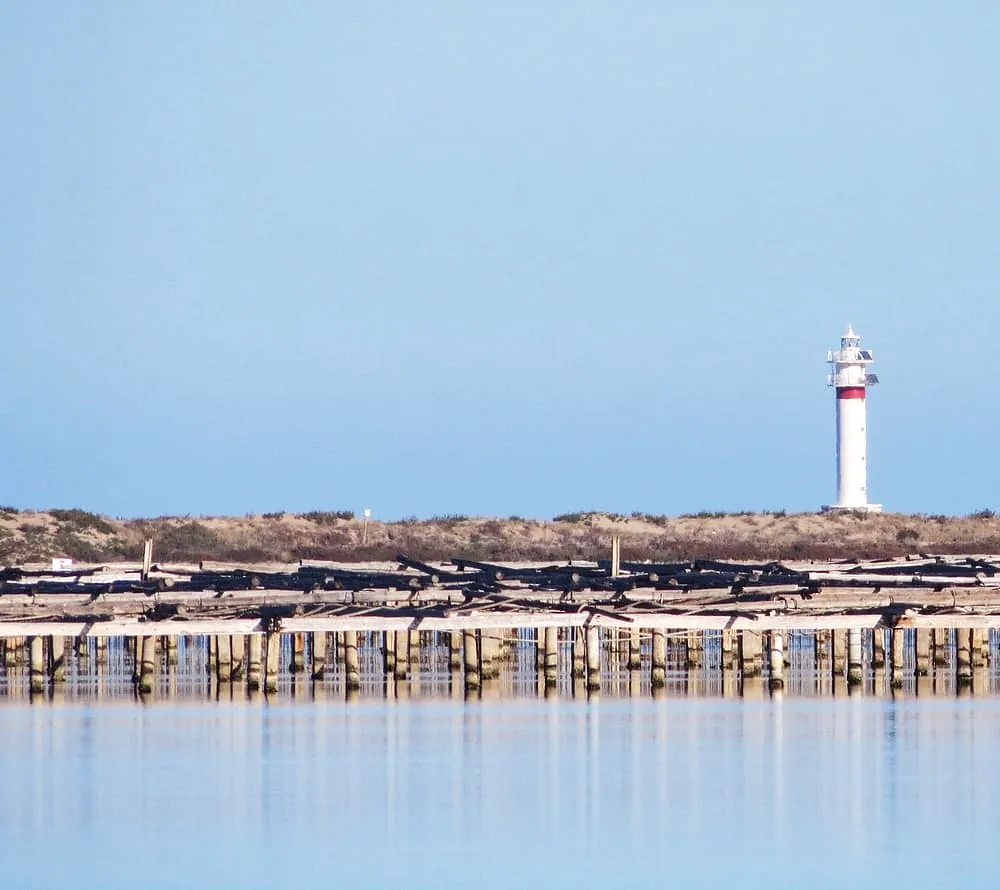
[29,636,45,694]
[481,633,501,680]
[915,629,931,676]
[264,632,280,693]
[971,627,988,669]
[344,630,360,690]
[463,630,480,691]
[312,632,327,680]
[686,631,703,669]
[651,629,667,688]
[52,637,69,683]
[768,631,785,690]
[847,628,863,686]
[721,630,736,671]
[384,631,396,676]
[290,633,305,674]
[394,630,408,680]
[956,628,972,685]
[832,630,847,675]
[628,629,642,671]
[138,635,156,694]
[871,628,885,669]
[586,626,601,691]
[408,630,421,677]
[890,627,906,687]
[216,634,233,683]
[543,627,558,687]
[231,635,245,680]
[932,629,949,667]
[739,631,762,678]
[572,628,586,678]
[247,635,262,690]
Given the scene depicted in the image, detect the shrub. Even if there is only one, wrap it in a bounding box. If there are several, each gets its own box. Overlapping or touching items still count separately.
[49,508,114,535]
[969,509,996,520]
[302,510,355,525]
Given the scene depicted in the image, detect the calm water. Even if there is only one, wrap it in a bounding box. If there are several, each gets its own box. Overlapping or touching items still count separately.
[2,689,999,889]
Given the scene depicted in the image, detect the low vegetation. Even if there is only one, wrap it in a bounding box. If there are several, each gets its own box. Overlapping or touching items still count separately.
[2,508,1000,566]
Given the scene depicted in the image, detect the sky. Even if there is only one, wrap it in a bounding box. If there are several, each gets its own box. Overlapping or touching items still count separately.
[2,3,999,520]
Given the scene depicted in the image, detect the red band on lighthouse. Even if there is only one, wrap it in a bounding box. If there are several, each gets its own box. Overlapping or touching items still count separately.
[836,386,866,400]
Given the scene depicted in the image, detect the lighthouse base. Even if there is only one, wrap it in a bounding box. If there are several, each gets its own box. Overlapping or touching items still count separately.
[821,503,883,514]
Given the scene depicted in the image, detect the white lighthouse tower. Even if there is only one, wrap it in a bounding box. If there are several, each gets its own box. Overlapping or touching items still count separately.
[823,325,881,513]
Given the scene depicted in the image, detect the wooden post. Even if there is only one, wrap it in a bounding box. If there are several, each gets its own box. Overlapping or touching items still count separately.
[463,630,480,691]
[610,534,621,578]
[768,631,784,690]
[956,628,972,685]
[29,636,45,694]
[312,632,327,680]
[543,627,558,687]
[628,629,642,671]
[651,629,667,688]
[138,635,156,694]
[915,629,931,676]
[141,538,153,581]
[890,627,906,687]
[449,631,462,671]
[739,631,762,678]
[344,630,360,689]
[247,635,262,690]
[216,635,233,683]
[847,628,863,686]
[264,632,280,693]
[585,626,601,691]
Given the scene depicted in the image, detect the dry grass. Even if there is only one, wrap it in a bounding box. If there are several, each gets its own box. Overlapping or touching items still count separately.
[3,508,1000,565]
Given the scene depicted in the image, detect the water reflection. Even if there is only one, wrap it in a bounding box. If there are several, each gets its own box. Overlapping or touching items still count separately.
[4,693,1000,887]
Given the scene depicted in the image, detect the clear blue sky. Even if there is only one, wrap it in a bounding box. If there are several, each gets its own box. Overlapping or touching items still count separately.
[2,3,998,519]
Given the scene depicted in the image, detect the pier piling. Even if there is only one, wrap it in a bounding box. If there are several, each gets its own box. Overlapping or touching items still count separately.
[768,631,785,690]
[739,631,762,678]
[586,626,601,691]
[543,627,558,687]
[264,632,280,693]
[311,632,327,680]
[651,629,667,688]
[138,635,156,694]
[247,635,262,690]
[847,629,863,686]
[463,630,480,691]
[344,630,360,690]
[957,628,973,685]
[29,636,45,693]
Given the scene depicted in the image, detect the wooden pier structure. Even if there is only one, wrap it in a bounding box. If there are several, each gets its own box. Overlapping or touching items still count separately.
[2,547,1000,697]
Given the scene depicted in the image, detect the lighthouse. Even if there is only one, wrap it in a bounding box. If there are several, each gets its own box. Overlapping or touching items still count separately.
[823,325,882,513]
